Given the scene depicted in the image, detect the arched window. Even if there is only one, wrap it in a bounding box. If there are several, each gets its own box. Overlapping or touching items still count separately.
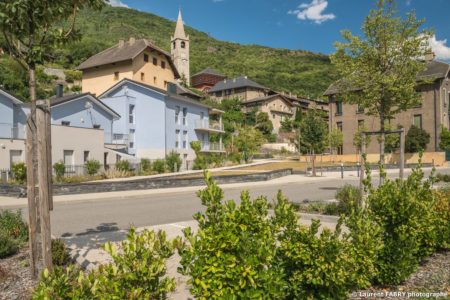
[181,41,186,49]
[173,41,176,49]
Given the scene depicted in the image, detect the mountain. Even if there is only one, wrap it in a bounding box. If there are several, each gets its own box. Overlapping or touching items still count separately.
[0,6,338,100]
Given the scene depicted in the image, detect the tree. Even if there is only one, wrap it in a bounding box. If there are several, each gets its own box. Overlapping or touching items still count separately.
[327,128,343,155]
[300,110,328,176]
[331,0,430,170]
[353,126,372,153]
[405,125,430,153]
[0,0,105,276]
[439,127,450,151]
[234,125,265,163]
[255,112,274,137]
[280,118,294,132]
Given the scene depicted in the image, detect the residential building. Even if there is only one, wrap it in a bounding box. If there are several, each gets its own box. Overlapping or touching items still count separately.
[208,76,270,102]
[171,10,190,86]
[325,59,450,154]
[99,78,225,163]
[77,38,180,96]
[191,68,226,92]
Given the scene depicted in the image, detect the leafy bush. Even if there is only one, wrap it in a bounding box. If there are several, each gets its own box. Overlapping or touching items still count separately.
[366,167,439,285]
[11,162,27,184]
[101,169,132,179]
[0,210,28,242]
[140,158,152,174]
[335,184,361,215]
[85,160,101,176]
[296,202,339,215]
[166,151,182,173]
[433,186,450,250]
[405,125,430,153]
[439,127,450,150]
[0,231,18,258]
[53,161,65,182]
[34,229,177,299]
[52,239,71,266]
[152,159,166,174]
[115,160,130,172]
[63,69,82,83]
[178,173,288,299]
[436,173,450,183]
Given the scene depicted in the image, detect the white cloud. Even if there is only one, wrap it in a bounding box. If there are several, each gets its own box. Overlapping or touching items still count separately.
[289,0,335,24]
[429,35,450,61]
[108,0,128,8]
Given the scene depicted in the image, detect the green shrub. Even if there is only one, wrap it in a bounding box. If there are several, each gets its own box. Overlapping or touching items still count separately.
[85,160,101,176]
[275,193,380,300]
[436,173,450,183]
[34,229,177,299]
[434,186,450,250]
[228,152,242,164]
[140,158,152,174]
[178,173,288,299]
[64,70,82,83]
[52,239,71,266]
[367,167,439,285]
[0,210,28,242]
[152,159,166,174]
[11,162,27,184]
[115,160,130,172]
[0,231,19,258]
[296,202,339,215]
[405,125,430,153]
[166,151,182,173]
[53,161,65,182]
[335,184,361,215]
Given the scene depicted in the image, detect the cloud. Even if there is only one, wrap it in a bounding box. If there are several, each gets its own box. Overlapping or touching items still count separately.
[108,0,128,7]
[289,0,335,24]
[429,35,450,61]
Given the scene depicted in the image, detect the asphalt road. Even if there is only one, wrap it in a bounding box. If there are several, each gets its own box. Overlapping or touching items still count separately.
[5,168,449,239]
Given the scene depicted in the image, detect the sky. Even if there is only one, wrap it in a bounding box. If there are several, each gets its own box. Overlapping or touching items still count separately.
[108,0,450,61]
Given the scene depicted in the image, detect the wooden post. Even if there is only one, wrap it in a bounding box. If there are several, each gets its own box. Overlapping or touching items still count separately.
[26,116,38,278]
[399,128,405,180]
[36,101,53,272]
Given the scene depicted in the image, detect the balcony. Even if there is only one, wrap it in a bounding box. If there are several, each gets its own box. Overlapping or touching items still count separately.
[195,120,225,133]
[112,133,129,145]
[0,123,26,140]
[201,142,225,153]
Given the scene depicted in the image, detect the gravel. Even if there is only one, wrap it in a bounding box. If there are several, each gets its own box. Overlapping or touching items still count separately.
[0,249,37,300]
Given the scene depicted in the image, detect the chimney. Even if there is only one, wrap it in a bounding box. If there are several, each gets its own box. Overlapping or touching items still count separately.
[118,40,125,48]
[425,50,435,62]
[55,83,64,98]
[129,37,136,45]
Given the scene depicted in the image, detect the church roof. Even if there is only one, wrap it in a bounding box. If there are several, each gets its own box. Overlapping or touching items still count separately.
[192,68,226,77]
[174,10,187,39]
[208,76,267,93]
[76,38,180,78]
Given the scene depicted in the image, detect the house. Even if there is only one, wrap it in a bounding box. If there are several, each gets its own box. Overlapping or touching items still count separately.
[208,76,271,102]
[99,78,225,165]
[0,88,27,169]
[77,38,181,96]
[191,68,226,92]
[325,57,450,155]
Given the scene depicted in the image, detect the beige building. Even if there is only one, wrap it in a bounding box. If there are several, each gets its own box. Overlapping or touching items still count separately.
[325,59,450,155]
[77,38,180,96]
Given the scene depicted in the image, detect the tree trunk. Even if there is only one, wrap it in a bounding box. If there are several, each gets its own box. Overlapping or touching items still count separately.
[379,112,385,185]
[312,149,316,177]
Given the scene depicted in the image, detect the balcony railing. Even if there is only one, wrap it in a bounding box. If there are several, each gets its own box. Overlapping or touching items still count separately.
[112,133,129,145]
[195,120,224,132]
[0,123,26,139]
[201,142,225,152]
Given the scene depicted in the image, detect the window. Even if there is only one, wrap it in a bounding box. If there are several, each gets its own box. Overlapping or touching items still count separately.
[335,101,343,115]
[129,129,135,149]
[61,121,70,126]
[175,106,180,124]
[153,76,157,85]
[181,41,186,48]
[358,120,364,128]
[183,131,188,149]
[129,104,135,124]
[161,61,166,69]
[93,124,101,129]
[200,112,204,120]
[144,54,149,62]
[357,104,364,114]
[153,57,157,66]
[140,72,145,81]
[215,91,222,97]
[225,89,232,96]
[164,81,168,88]
[175,130,180,148]
[337,122,343,132]
[413,114,422,129]
[83,151,90,163]
[63,150,74,166]
[9,150,23,167]
[173,41,176,49]
[182,108,187,125]
[114,72,119,81]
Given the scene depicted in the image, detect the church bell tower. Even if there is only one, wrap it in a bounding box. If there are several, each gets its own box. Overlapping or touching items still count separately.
[171,10,190,86]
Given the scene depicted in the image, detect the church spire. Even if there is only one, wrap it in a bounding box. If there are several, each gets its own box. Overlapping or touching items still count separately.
[174,9,187,39]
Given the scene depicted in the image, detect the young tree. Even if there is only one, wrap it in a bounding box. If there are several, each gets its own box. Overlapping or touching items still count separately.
[331,0,430,168]
[255,112,274,137]
[327,128,343,156]
[0,0,105,275]
[235,125,266,163]
[353,126,372,153]
[300,110,328,176]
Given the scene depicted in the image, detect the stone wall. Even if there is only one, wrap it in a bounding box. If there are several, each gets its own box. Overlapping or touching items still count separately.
[0,169,293,198]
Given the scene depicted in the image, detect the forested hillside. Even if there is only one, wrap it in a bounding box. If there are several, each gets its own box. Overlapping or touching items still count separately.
[0,5,338,100]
